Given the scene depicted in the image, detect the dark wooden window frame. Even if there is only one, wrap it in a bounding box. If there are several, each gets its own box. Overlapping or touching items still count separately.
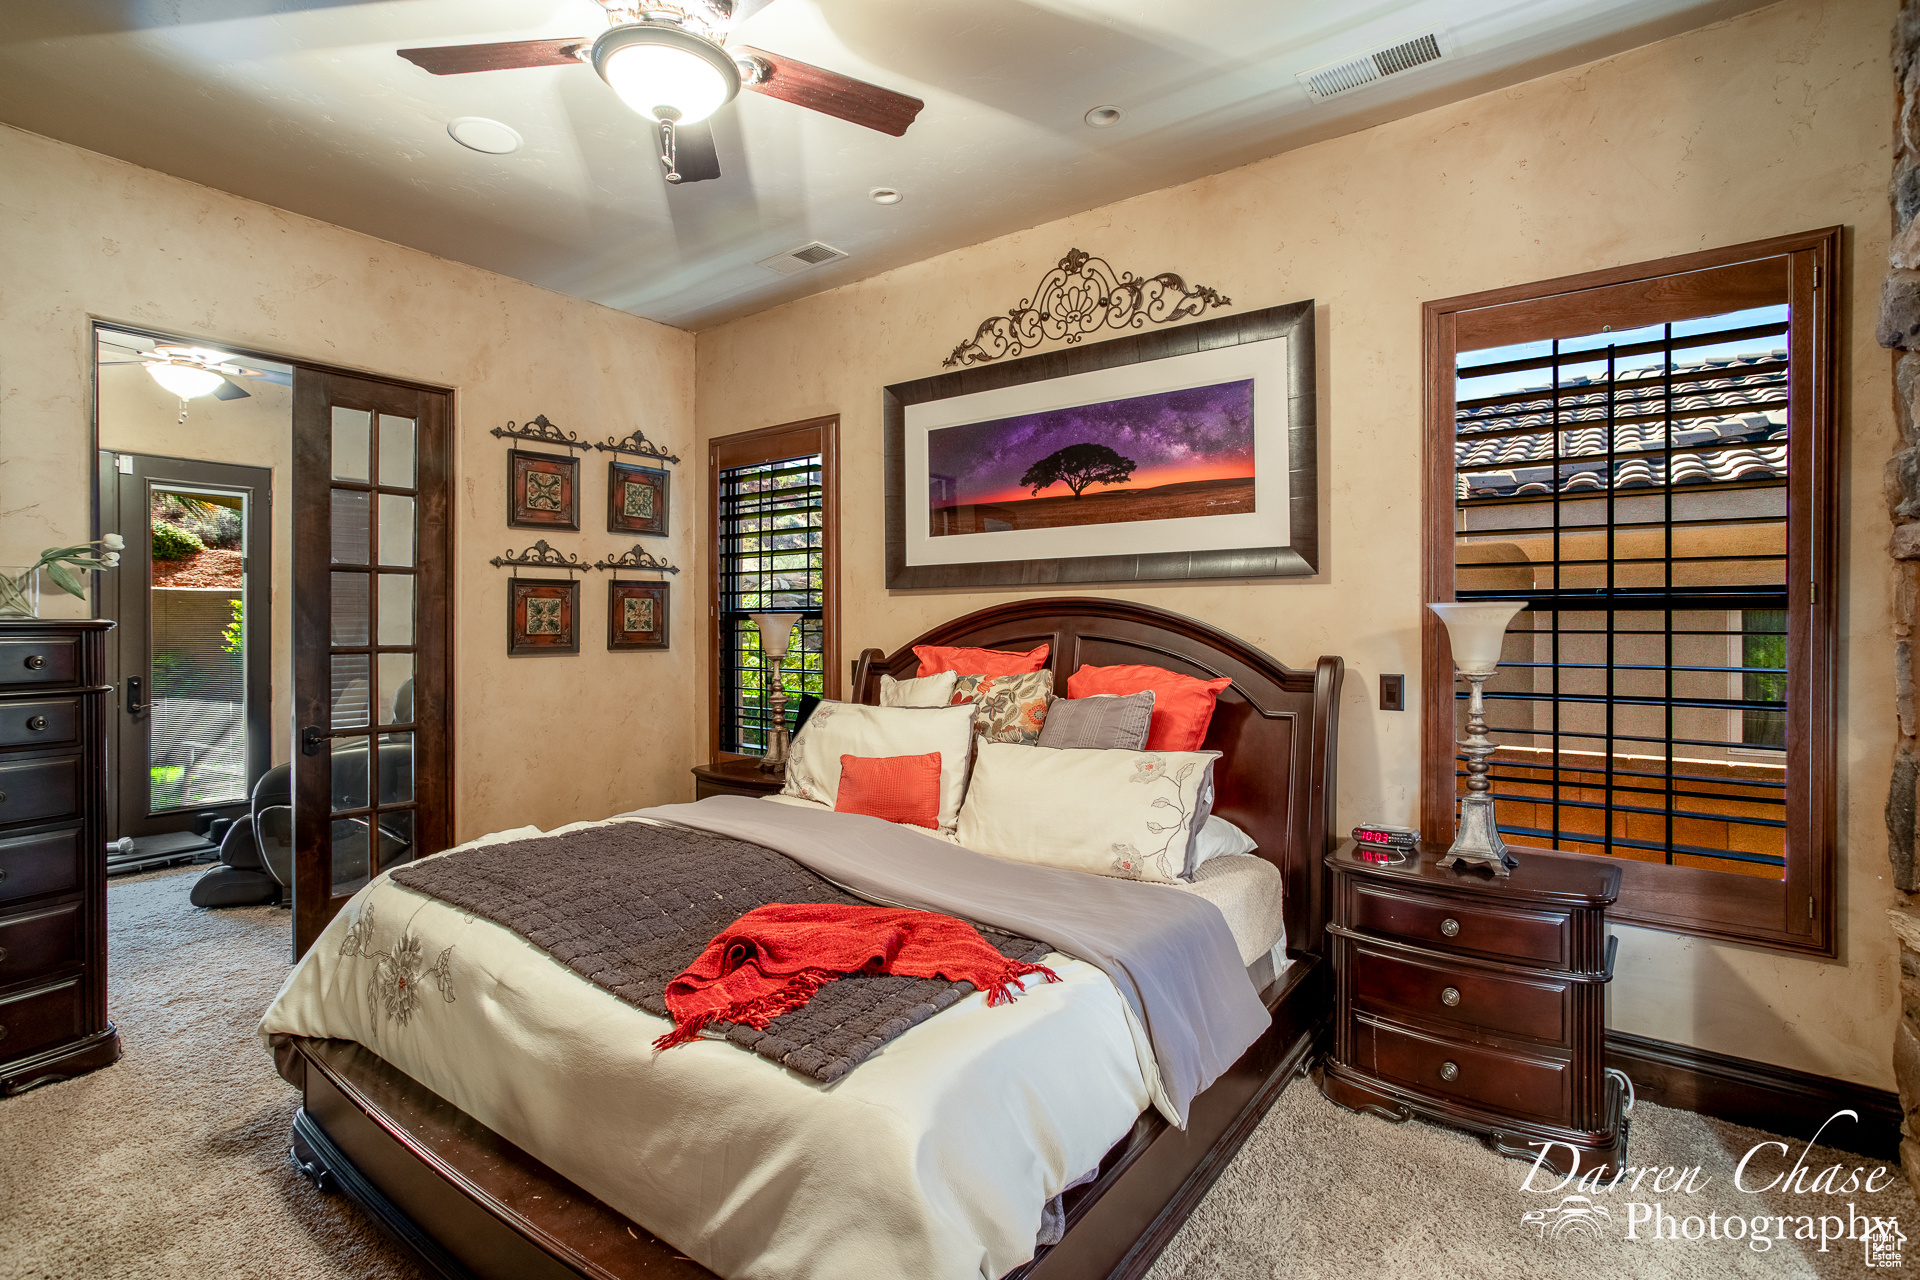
[706,416,840,763]
[1420,228,1840,955]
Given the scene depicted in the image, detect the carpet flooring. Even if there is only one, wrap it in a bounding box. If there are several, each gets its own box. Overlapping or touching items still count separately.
[3,865,1914,1279]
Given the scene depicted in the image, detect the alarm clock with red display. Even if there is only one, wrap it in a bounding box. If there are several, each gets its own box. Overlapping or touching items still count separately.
[1351,824,1419,861]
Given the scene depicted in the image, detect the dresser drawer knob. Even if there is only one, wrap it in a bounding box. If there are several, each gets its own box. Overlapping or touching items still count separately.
[0,1023,8,1041]
[26,715,46,732]
[1441,986,1460,1007]
[1439,917,1460,938]
[1439,1060,1459,1082]
[0,867,7,882]
[24,655,45,670]
[0,946,8,963]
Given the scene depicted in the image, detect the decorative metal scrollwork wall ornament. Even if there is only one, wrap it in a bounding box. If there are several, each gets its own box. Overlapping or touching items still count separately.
[490,415,592,452]
[488,540,589,572]
[942,248,1232,367]
[592,543,681,576]
[595,427,682,466]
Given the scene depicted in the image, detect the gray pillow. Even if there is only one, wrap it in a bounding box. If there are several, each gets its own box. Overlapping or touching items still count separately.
[1036,690,1156,750]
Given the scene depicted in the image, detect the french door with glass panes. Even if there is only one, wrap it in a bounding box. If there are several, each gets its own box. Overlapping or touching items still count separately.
[291,370,451,959]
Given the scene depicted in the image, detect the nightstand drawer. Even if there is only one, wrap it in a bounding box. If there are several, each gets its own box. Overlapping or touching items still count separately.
[0,757,81,828]
[1351,944,1569,1044]
[1350,882,1568,967]
[0,638,79,689]
[1357,1015,1570,1125]
[0,978,83,1064]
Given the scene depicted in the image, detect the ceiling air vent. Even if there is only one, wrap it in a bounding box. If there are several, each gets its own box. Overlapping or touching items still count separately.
[757,241,849,276]
[1298,30,1449,102]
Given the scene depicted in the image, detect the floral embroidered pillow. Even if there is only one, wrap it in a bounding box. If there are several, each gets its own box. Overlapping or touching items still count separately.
[950,670,1053,745]
[954,742,1222,884]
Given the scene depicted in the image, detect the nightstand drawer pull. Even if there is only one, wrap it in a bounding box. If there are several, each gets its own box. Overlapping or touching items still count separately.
[1439,917,1460,937]
[0,946,8,963]
[1439,1060,1459,1082]
[26,716,46,732]
[23,655,45,671]
[1440,986,1460,1007]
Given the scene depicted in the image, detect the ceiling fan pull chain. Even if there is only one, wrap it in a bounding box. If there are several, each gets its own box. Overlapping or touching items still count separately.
[659,115,681,184]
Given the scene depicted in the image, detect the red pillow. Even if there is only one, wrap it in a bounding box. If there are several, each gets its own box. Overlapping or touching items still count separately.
[913,642,1049,679]
[1066,665,1232,751]
[834,752,943,829]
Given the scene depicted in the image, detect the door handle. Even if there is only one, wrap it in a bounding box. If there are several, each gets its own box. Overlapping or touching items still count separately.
[126,676,145,715]
[301,725,325,756]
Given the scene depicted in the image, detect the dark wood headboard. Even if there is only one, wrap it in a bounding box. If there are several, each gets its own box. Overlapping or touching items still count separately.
[851,597,1344,959]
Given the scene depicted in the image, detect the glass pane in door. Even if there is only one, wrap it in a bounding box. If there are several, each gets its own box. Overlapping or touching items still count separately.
[378,415,416,488]
[147,487,249,811]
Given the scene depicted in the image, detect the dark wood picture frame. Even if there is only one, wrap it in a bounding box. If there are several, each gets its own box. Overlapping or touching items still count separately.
[1418,227,1840,956]
[608,579,670,651]
[608,461,670,537]
[507,577,579,656]
[507,448,579,531]
[884,300,1317,590]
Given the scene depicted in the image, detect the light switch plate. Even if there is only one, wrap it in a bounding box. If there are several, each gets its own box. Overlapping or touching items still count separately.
[1379,674,1404,711]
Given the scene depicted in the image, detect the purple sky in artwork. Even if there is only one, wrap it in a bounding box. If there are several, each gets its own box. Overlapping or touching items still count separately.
[927,379,1255,507]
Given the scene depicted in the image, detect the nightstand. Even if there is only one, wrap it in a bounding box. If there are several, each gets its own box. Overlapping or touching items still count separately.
[691,758,786,800]
[1318,840,1627,1177]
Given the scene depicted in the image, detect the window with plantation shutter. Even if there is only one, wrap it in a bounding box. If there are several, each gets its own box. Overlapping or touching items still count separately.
[709,417,839,758]
[1422,230,1838,954]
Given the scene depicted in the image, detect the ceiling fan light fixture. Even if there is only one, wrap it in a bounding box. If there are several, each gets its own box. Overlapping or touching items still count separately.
[592,23,740,125]
[147,361,224,401]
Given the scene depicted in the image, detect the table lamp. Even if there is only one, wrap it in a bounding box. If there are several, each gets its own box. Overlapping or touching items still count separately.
[749,612,802,774]
[1428,600,1529,874]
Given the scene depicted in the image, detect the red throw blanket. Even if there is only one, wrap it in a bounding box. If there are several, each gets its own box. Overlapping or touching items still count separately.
[655,902,1059,1050]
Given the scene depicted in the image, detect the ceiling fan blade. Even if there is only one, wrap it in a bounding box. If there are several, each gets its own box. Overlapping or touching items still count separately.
[398,38,590,76]
[669,120,721,184]
[735,46,923,137]
[213,379,251,401]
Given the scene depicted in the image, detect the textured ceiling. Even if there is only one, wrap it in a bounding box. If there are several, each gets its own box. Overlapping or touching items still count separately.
[0,0,1766,330]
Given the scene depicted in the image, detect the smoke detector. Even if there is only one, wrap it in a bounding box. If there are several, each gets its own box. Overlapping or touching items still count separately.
[1297,30,1451,102]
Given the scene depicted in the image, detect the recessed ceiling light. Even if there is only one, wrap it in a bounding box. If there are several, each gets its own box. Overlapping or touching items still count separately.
[1083,105,1124,129]
[868,187,903,205]
[447,117,523,155]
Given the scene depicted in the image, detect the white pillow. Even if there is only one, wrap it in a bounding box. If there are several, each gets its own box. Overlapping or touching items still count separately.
[956,742,1221,884]
[1189,815,1259,874]
[880,670,959,708]
[781,700,976,830]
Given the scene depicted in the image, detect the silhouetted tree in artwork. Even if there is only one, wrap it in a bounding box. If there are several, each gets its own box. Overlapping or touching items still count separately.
[1019,443,1137,499]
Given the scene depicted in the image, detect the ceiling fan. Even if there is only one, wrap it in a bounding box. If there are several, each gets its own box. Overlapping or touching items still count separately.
[397,0,924,185]
[99,340,282,420]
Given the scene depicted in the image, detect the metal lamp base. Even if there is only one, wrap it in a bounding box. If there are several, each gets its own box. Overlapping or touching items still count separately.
[1438,793,1517,875]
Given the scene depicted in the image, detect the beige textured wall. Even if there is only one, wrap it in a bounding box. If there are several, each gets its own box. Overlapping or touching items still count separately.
[97,361,296,767]
[1,124,698,839]
[695,0,1901,1086]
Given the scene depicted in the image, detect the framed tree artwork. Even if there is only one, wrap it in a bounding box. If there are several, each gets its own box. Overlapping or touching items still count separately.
[608,462,669,537]
[608,579,670,651]
[507,577,579,656]
[508,449,580,531]
[883,300,1317,589]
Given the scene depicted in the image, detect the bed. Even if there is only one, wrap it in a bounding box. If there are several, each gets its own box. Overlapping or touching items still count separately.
[267,597,1343,1280]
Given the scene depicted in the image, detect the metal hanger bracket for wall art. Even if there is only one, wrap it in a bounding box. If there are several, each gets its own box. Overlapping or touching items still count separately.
[595,427,682,466]
[491,414,592,452]
[942,247,1232,367]
[593,543,681,575]
[489,539,589,573]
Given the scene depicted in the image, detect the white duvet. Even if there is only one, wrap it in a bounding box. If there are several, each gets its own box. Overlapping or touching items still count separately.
[260,811,1281,1280]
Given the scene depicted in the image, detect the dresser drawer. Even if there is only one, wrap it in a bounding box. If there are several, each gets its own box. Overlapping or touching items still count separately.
[0,698,79,750]
[1349,882,1568,968]
[0,827,81,906]
[0,757,81,828]
[0,978,83,1064]
[1351,944,1569,1044]
[0,638,78,689]
[1356,1015,1570,1125]
[0,902,81,988]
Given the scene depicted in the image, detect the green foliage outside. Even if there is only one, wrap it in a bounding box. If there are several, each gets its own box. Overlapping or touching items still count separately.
[151,520,205,561]
[222,598,244,654]
[150,765,186,810]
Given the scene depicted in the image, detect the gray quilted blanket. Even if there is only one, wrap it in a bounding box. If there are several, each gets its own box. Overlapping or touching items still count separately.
[387,821,1049,1083]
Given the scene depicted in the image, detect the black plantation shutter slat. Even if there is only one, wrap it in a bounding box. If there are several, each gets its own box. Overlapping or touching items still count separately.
[717,452,826,754]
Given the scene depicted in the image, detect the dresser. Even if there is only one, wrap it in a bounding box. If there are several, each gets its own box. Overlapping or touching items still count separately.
[0,619,119,1094]
[1318,840,1625,1176]
[691,758,786,800]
